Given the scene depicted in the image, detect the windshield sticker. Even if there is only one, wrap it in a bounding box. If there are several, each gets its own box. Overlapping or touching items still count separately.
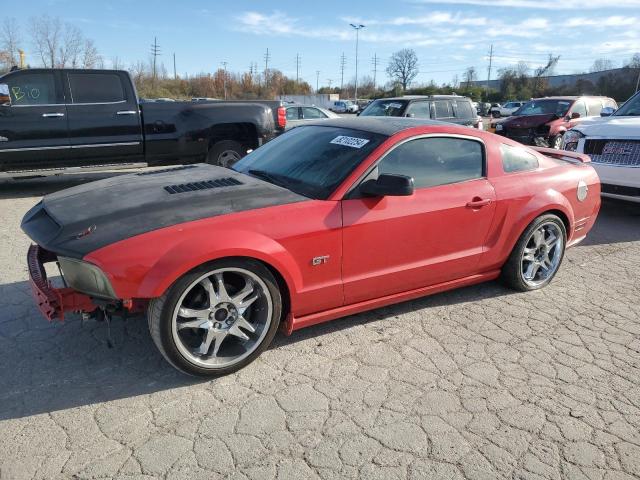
[387,102,403,109]
[330,136,370,149]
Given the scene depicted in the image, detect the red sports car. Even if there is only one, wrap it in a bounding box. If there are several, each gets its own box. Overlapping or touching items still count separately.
[23,118,600,376]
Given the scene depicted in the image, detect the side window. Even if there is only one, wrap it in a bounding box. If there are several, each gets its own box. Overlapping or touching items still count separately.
[286,107,299,120]
[376,137,484,189]
[405,101,430,118]
[500,144,539,173]
[68,73,125,104]
[302,107,326,119]
[571,100,587,118]
[5,72,58,105]
[454,100,474,119]
[434,101,452,119]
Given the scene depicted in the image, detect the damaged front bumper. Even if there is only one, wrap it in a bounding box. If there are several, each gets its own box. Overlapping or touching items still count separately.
[27,244,96,321]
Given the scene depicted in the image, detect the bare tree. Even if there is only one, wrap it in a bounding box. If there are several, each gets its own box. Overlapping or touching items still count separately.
[463,66,477,87]
[1,18,21,67]
[29,15,99,68]
[628,53,640,69]
[30,15,62,67]
[590,58,614,73]
[386,49,418,91]
[532,54,560,95]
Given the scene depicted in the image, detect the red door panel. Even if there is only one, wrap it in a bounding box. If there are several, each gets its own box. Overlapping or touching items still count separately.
[341,179,496,304]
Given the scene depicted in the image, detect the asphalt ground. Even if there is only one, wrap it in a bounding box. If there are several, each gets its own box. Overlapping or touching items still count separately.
[0,172,639,480]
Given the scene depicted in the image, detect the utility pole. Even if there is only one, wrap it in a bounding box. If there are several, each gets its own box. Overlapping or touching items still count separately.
[350,24,365,101]
[150,37,161,86]
[371,53,379,89]
[327,78,333,89]
[264,48,271,88]
[221,61,228,99]
[295,53,301,83]
[340,53,347,93]
[316,70,320,92]
[486,44,494,98]
[173,52,177,80]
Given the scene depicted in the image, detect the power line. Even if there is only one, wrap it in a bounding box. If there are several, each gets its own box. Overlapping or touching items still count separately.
[486,44,494,95]
[264,48,271,88]
[340,52,346,91]
[150,37,161,84]
[372,53,380,89]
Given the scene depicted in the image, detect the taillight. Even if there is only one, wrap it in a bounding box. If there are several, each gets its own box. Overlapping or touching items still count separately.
[277,106,286,129]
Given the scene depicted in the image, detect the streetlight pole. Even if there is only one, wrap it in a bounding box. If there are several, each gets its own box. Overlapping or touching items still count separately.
[350,23,365,102]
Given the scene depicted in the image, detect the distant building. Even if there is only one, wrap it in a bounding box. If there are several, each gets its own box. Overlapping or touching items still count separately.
[277,93,339,109]
[470,67,633,90]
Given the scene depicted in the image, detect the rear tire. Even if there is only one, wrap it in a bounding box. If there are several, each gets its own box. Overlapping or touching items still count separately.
[206,140,245,168]
[148,258,282,377]
[500,214,566,292]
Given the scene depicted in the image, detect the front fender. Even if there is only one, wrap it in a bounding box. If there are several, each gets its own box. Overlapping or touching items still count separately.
[136,229,303,300]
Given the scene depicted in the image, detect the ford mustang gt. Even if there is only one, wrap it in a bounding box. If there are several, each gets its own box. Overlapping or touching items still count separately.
[22,117,601,376]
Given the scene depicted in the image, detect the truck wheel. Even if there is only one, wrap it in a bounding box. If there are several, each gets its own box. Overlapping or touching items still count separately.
[491,111,500,118]
[207,140,245,168]
[148,258,282,377]
[500,214,566,292]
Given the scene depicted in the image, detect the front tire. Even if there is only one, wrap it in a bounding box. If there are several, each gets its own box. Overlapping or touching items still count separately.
[550,134,563,150]
[148,259,282,377]
[500,214,566,292]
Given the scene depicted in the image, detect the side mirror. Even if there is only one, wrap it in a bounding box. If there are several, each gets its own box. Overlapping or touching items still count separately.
[600,107,616,117]
[570,112,580,119]
[0,84,10,106]
[360,174,414,197]
[405,112,415,118]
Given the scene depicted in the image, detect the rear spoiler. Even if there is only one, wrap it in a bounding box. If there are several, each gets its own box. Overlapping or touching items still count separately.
[531,147,591,163]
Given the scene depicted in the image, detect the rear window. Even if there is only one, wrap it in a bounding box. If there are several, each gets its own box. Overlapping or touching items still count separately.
[500,144,539,173]
[68,73,126,104]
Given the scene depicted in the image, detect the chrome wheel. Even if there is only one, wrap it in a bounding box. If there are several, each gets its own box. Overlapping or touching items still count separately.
[171,267,272,369]
[520,222,564,287]
[218,150,241,167]
[552,135,563,150]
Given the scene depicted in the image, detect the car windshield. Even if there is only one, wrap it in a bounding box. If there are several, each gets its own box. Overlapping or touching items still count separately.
[516,99,571,116]
[233,126,386,199]
[614,93,640,116]
[360,99,408,117]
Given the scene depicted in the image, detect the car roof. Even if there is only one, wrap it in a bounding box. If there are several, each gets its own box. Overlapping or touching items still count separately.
[306,117,444,136]
[377,95,469,101]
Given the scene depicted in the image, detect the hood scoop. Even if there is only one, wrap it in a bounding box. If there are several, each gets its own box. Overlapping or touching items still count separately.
[164,177,243,194]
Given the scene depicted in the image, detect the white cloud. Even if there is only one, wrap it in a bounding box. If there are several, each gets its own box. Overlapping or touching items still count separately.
[410,0,640,9]
[566,15,638,27]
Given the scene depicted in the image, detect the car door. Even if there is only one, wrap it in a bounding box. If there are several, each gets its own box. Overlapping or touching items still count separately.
[64,71,143,164]
[341,135,496,304]
[0,70,69,171]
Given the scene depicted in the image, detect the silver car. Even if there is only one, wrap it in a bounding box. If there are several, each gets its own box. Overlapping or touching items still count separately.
[285,105,339,129]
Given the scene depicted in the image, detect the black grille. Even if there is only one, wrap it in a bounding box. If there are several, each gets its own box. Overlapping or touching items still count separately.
[601,184,640,197]
[137,165,198,176]
[164,177,243,194]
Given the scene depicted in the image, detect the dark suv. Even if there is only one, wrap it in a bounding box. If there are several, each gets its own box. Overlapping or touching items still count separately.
[359,95,481,129]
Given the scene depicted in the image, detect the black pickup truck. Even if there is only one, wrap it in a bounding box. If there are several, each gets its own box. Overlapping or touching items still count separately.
[0,69,285,177]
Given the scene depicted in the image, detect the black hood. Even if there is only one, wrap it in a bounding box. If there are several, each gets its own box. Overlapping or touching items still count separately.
[502,113,558,128]
[21,164,308,258]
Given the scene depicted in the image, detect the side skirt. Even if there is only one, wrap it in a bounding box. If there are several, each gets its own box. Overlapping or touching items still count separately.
[285,270,501,334]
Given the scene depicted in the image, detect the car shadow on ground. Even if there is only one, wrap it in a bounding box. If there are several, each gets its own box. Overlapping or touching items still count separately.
[579,198,640,247]
[0,278,512,421]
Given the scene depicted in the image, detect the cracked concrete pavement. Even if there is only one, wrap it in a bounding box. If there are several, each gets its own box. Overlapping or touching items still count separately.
[1,174,639,479]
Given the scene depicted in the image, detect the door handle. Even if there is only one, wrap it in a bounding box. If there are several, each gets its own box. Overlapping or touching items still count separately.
[117,110,138,115]
[42,113,65,118]
[466,198,492,208]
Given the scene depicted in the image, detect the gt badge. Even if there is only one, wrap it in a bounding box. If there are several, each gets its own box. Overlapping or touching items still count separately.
[76,225,97,239]
[311,255,330,266]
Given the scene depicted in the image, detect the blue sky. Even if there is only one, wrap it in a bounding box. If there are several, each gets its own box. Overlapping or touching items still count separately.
[14,0,640,88]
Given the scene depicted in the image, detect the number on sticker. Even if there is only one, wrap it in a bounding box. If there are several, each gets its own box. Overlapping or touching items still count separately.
[330,136,370,149]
